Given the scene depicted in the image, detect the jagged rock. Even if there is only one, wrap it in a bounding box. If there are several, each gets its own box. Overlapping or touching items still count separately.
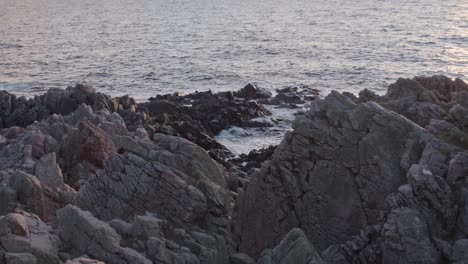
[145,236,199,264]
[404,164,456,238]
[74,131,232,263]
[234,90,456,257]
[0,211,59,264]
[381,208,438,264]
[0,170,45,218]
[77,136,228,224]
[4,252,38,264]
[257,228,323,264]
[1,77,467,264]
[427,119,468,148]
[449,104,468,128]
[452,239,468,264]
[231,145,276,173]
[456,187,468,238]
[62,121,118,168]
[57,205,151,264]
[377,78,446,127]
[358,88,381,102]
[234,83,272,99]
[130,213,166,240]
[142,87,271,149]
[0,140,36,174]
[60,121,117,186]
[65,257,105,264]
[413,75,468,102]
[269,93,304,105]
[0,84,118,130]
[229,253,255,264]
[34,153,64,191]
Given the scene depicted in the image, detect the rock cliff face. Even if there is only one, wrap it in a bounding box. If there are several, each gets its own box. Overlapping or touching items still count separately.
[234,76,468,263]
[0,76,467,264]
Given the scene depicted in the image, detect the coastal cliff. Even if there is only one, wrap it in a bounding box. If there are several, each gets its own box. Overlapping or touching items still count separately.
[0,75,467,264]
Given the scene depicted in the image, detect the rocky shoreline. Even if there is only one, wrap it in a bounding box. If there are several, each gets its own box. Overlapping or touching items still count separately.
[0,75,467,264]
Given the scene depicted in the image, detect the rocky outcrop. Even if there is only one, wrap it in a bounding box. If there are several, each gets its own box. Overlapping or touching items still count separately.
[0,76,467,264]
[234,76,468,263]
[234,83,272,100]
[139,88,272,163]
[257,228,323,264]
[0,84,118,130]
[57,205,151,264]
[0,211,60,264]
[0,86,240,263]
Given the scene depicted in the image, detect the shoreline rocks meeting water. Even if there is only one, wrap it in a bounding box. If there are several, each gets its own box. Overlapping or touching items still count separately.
[0,75,467,264]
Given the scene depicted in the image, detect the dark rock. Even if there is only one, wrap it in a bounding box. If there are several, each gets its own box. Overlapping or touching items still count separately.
[0,211,60,264]
[413,75,468,102]
[57,205,151,264]
[234,83,272,99]
[270,93,304,105]
[0,76,466,264]
[257,228,323,264]
[358,88,381,102]
[234,88,460,259]
[229,253,255,264]
[231,145,276,173]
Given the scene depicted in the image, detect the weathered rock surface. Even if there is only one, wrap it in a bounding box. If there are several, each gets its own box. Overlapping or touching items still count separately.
[0,211,60,264]
[234,76,468,263]
[257,228,323,264]
[0,76,467,264]
[57,205,151,264]
[0,86,240,264]
[0,84,118,130]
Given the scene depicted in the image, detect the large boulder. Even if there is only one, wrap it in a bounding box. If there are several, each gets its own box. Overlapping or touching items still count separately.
[57,205,151,264]
[234,83,272,99]
[0,170,45,218]
[257,228,323,264]
[77,133,228,226]
[0,84,118,130]
[75,132,232,263]
[234,90,459,257]
[0,211,60,264]
[380,208,439,264]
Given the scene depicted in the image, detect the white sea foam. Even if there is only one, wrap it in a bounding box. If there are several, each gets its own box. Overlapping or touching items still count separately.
[216,105,302,155]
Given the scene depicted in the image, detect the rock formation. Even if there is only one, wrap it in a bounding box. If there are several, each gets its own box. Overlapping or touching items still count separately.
[0,75,467,264]
[234,75,468,263]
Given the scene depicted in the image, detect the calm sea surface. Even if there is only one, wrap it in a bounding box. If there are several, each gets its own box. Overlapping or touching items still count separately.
[1,0,467,100]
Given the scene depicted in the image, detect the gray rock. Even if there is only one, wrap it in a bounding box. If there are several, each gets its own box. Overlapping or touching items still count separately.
[229,253,255,264]
[452,239,468,264]
[57,205,151,264]
[64,257,105,264]
[0,213,29,237]
[146,236,199,264]
[0,170,45,218]
[34,153,64,191]
[0,211,59,264]
[413,75,468,102]
[4,252,38,264]
[77,133,229,232]
[427,119,468,148]
[234,91,448,257]
[135,127,149,139]
[234,83,272,99]
[131,213,166,240]
[257,228,323,264]
[381,208,438,264]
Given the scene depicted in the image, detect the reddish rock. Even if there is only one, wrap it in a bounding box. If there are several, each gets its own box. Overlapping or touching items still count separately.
[64,121,117,169]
